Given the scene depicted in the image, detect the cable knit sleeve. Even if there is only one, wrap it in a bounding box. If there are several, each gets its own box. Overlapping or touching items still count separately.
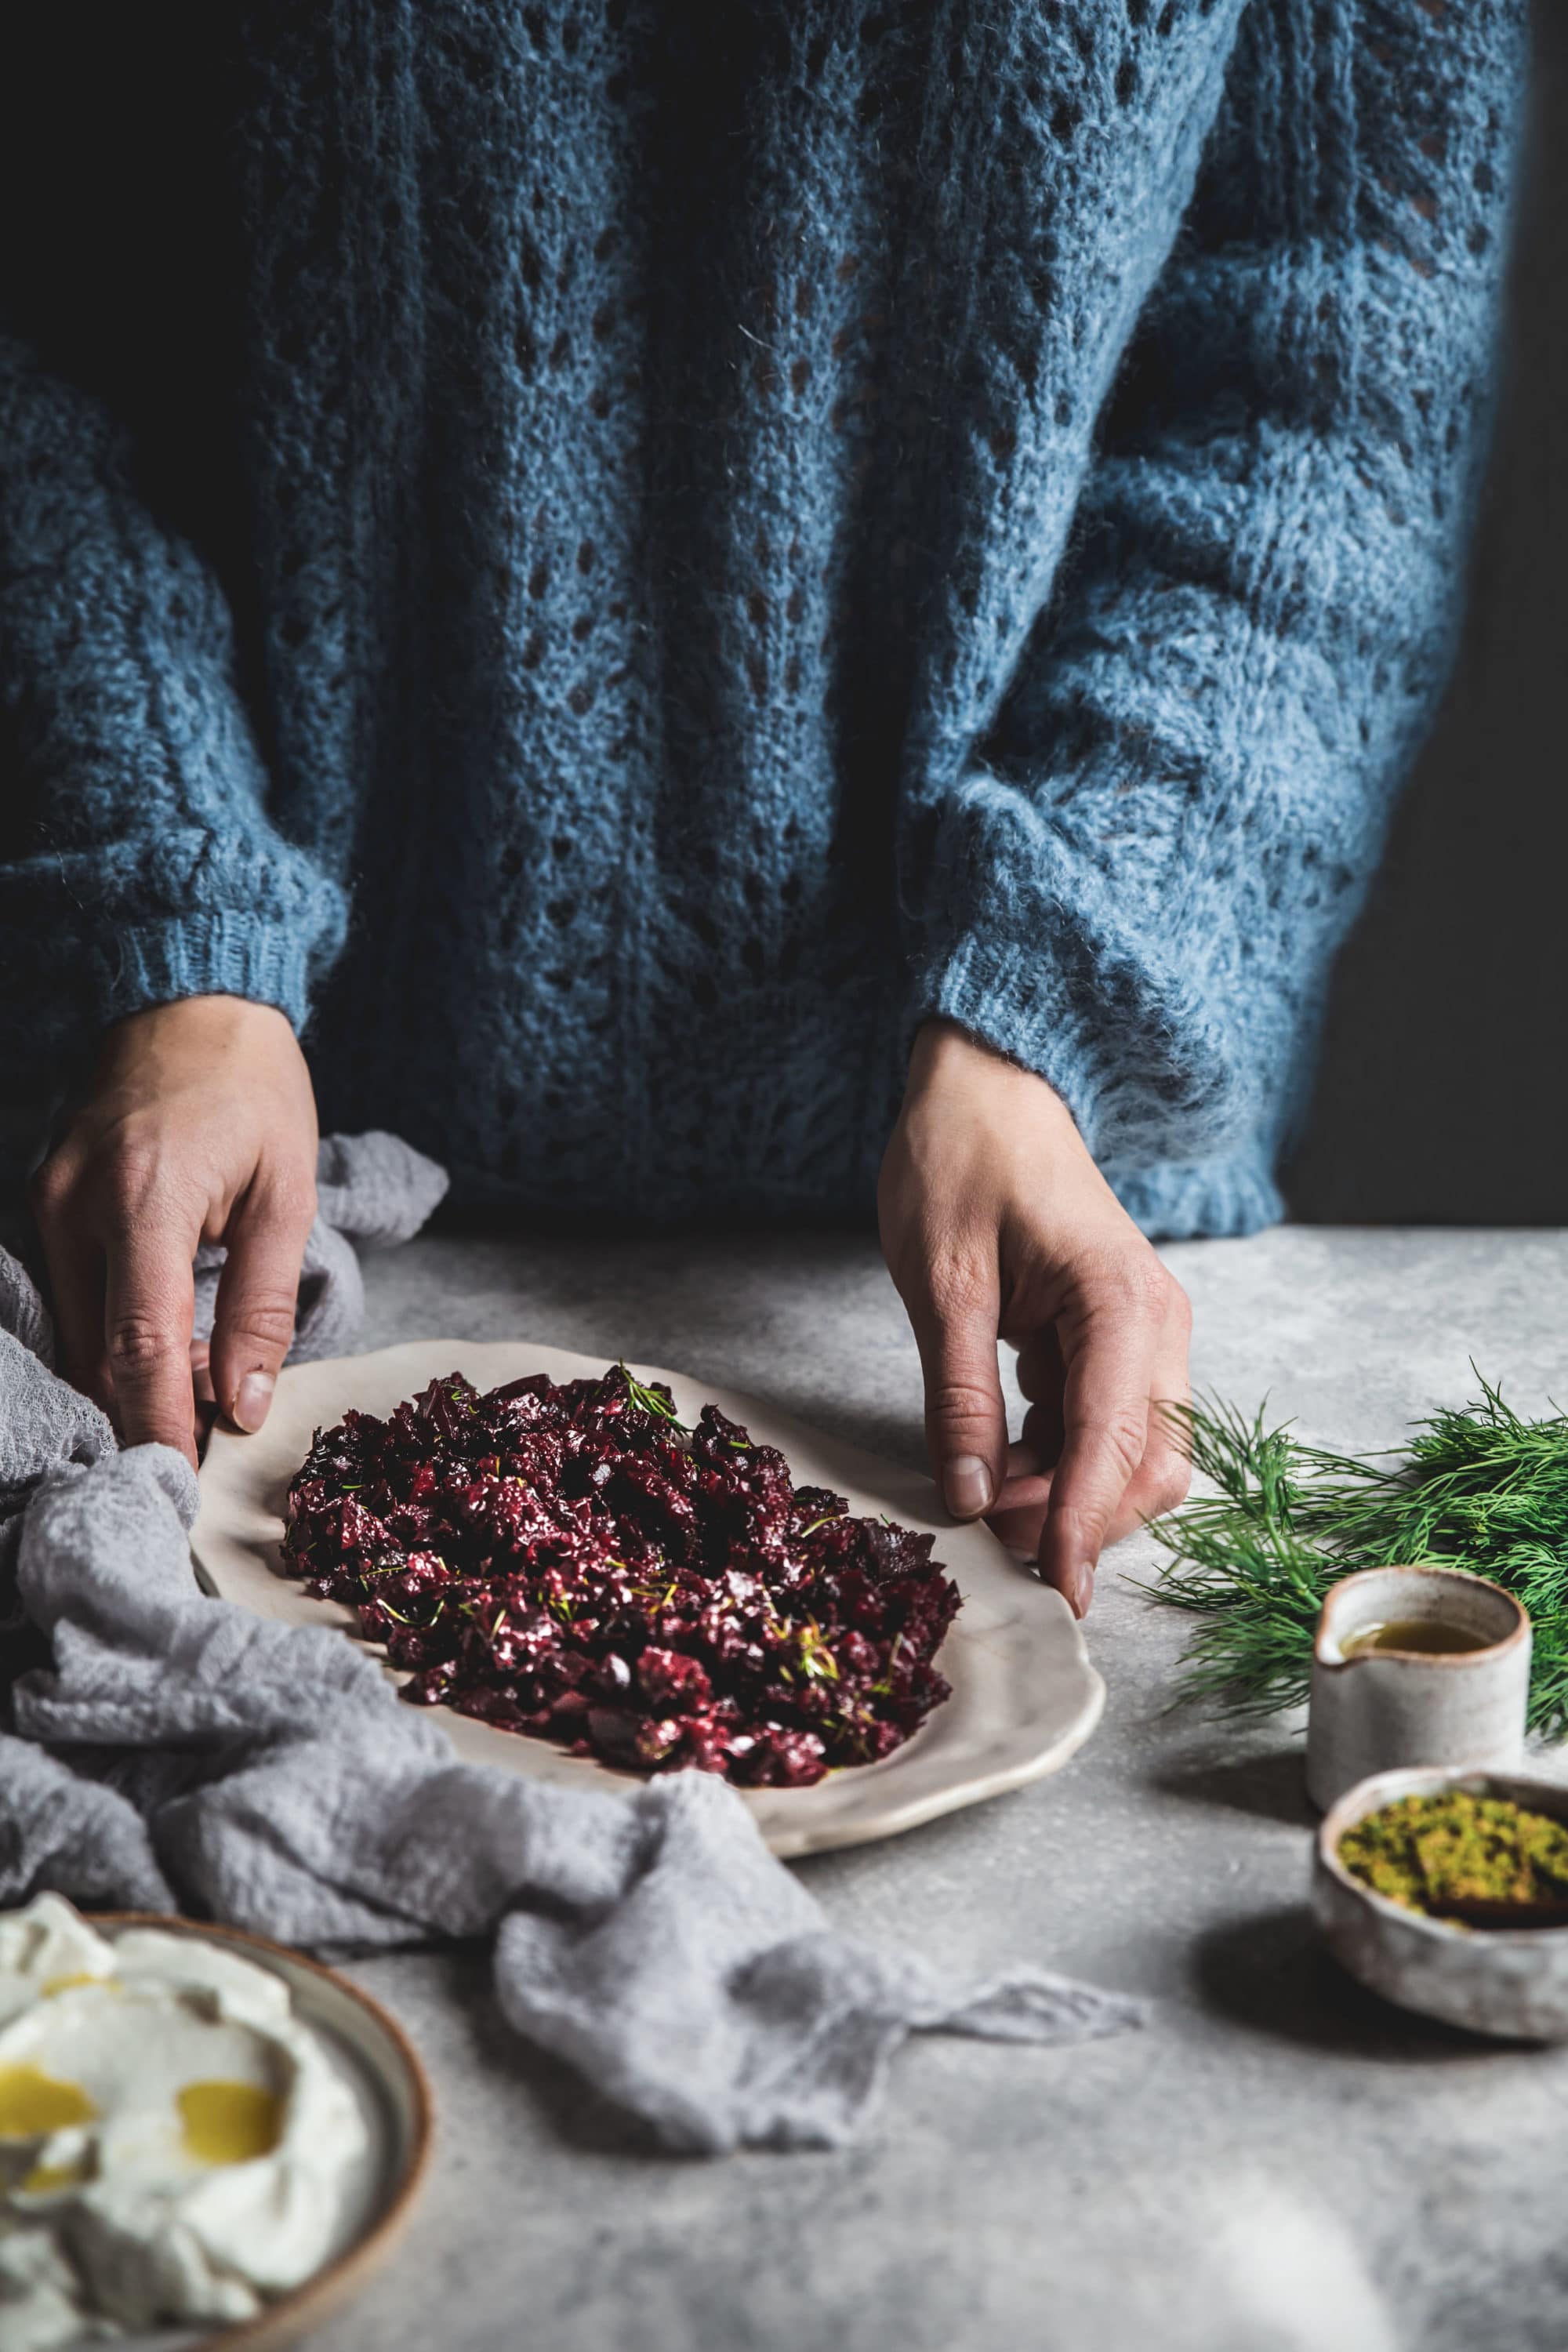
[906,0,1526,1236]
[0,333,347,1063]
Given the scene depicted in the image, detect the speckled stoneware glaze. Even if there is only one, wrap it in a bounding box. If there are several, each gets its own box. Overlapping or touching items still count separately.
[1305,1566,1530,1813]
[1315,1766,1568,2039]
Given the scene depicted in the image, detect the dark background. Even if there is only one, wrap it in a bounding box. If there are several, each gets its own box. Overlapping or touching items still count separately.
[1286,0,1566,1224]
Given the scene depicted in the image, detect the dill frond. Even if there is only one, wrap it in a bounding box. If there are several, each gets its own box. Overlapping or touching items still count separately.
[1142,1377,1568,1737]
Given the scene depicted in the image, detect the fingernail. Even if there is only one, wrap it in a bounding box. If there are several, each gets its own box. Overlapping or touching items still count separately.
[945,1455,992,1517]
[232,1372,275,1434]
[1070,1563,1094,1619]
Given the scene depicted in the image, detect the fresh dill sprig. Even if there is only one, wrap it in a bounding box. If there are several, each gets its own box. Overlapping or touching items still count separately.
[1142,1376,1568,1737]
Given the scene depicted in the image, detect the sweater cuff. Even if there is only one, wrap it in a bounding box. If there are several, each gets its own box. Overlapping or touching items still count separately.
[911,931,1126,1151]
[914,936,1283,1238]
[909,910,1238,1170]
[88,914,318,1036]
[904,777,1247,1167]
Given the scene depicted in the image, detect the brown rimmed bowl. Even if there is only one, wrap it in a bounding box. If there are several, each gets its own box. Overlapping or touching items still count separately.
[84,1912,433,2350]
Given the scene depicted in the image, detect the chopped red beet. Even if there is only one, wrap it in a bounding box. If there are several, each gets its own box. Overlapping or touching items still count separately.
[281,1365,960,1787]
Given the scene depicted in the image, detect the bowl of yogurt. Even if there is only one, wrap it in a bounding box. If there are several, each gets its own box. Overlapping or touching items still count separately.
[0,1894,432,2350]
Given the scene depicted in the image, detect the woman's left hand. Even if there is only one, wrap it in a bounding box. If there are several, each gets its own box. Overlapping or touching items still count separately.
[877,1019,1192,1616]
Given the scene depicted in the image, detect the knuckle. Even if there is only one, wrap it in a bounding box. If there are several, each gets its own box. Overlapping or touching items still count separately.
[925,1247,993,1320]
[223,1297,297,1354]
[1073,1248,1155,1327]
[1091,1406,1149,1479]
[103,1142,167,1214]
[927,1376,999,1431]
[1124,1251,1172,1320]
[1152,1459,1193,1515]
[29,1156,74,1218]
[259,1165,318,1232]
[1142,1450,1192,1518]
[1051,1498,1109,1553]
[106,1313,183,1379]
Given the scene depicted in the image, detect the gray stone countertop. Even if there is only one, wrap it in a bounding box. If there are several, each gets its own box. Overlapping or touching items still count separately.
[304,1223,1568,2352]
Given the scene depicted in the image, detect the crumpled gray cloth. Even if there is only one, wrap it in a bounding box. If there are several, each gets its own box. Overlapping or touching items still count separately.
[193,1131,451,1364]
[0,1253,1142,2154]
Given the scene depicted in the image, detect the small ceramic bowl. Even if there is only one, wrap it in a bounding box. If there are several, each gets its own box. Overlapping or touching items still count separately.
[1305,1565,1530,1812]
[1314,1766,1568,2039]
[93,1914,433,2350]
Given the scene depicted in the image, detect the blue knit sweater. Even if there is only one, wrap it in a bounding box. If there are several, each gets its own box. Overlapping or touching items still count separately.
[0,2,1524,1232]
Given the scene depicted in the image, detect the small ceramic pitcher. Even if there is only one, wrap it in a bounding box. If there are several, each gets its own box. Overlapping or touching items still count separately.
[1305,1566,1530,1813]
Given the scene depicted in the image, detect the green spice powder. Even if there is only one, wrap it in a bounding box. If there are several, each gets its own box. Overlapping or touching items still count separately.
[1338,1791,1568,1916]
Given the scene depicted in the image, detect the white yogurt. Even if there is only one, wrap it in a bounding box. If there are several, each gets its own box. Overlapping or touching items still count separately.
[0,1895,369,2347]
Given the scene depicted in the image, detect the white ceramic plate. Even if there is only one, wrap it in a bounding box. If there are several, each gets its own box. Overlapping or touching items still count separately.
[89,1913,432,2352]
[191,1341,1105,1858]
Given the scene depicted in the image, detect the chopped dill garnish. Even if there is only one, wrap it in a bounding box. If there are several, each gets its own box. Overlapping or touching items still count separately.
[618,1361,688,1435]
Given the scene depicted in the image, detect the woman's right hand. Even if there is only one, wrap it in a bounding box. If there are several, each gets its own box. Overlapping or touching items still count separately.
[31,996,319,1465]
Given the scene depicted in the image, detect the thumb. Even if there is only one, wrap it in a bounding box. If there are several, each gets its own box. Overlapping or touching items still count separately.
[909,1258,1009,1520]
[209,1174,314,1436]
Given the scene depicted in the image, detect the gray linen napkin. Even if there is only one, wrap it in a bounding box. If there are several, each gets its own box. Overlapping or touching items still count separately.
[0,1207,1142,2152]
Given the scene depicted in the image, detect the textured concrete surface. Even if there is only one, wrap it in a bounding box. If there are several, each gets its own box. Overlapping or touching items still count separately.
[303,1224,1568,2352]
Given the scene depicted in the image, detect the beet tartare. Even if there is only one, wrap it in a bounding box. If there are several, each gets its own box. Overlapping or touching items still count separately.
[282,1364,961,1788]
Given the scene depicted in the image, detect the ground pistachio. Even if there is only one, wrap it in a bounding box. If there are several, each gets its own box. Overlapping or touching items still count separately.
[1338,1790,1568,1916]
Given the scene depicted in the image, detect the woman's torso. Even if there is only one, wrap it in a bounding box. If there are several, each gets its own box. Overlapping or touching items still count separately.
[8,1,1239,1214]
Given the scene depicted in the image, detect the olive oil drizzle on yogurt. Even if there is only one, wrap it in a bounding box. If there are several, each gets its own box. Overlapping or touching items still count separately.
[0,2063,97,2139]
[178,2079,285,2165]
[0,2060,282,2170]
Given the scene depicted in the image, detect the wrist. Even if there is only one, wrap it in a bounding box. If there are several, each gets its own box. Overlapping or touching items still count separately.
[91,996,309,1106]
[906,1018,1078,1130]
[113,993,296,1024]
[103,994,298,1050]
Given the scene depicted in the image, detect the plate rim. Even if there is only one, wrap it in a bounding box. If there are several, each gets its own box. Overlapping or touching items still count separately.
[85,1911,434,2352]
